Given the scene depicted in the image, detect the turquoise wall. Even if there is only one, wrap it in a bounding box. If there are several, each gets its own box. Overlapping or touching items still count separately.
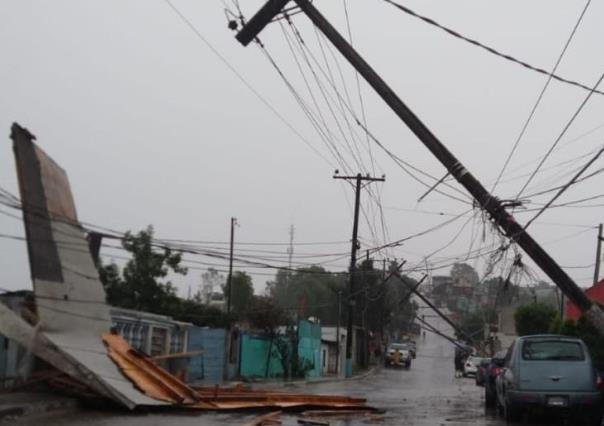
[240,334,284,378]
[239,320,322,379]
[298,320,321,378]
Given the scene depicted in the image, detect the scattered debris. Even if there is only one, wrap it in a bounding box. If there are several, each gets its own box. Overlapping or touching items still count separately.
[297,419,329,426]
[243,411,282,426]
[4,123,377,415]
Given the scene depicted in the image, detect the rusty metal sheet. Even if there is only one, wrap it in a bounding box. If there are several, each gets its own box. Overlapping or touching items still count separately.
[103,333,200,404]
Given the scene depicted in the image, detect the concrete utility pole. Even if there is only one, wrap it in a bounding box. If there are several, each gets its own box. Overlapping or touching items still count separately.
[226,217,237,314]
[594,223,603,285]
[235,0,604,336]
[333,172,384,377]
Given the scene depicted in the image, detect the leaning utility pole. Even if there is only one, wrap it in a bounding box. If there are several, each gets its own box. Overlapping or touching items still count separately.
[594,223,603,285]
[333,172,384,377]
[226,217,237,314]
[235,0,604,335]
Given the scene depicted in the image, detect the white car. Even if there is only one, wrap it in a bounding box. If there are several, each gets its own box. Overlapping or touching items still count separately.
[463,356,483,377]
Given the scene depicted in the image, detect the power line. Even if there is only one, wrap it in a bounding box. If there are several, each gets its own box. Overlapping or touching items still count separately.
[516,69,604,198]
[491,0,593,192]
[381,0,604,97]
[162,0,334,168]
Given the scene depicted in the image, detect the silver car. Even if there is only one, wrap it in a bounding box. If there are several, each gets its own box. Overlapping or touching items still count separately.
[495,335,602,424]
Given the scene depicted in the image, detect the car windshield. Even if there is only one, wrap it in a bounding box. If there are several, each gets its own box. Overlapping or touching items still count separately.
[521,340,585,361]
[467,357,481,364]
[390,344,409,351]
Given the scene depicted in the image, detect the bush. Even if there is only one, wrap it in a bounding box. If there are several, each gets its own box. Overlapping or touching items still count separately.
[514,303,557,336]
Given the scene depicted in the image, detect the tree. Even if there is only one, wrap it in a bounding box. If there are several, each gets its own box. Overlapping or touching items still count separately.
[223,271,254,317]
[451,262,479,287]
[514,303,557,336]
[246,296,294,379]
[267,267,345,325]
[200,267,225,303]
[99,226,234,327]
[100,226,187,313]
[457,310,494,342]
[550,316,604,370]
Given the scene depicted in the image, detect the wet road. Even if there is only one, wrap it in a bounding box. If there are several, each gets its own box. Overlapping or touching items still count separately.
[13,309,514,426]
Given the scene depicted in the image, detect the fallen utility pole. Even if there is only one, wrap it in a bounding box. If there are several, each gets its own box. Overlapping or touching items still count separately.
[594,223,603,285]
[235,0,604,335]
[400,274,473,343]
[333,172,385,377]
[415,315,467,351]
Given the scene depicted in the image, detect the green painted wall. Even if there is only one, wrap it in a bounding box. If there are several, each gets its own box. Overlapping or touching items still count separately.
[298,320,321,378]
[239,334,284,378]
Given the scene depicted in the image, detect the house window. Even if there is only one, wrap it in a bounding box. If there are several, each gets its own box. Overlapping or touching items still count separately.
[150,327,168,356]
[170,330,185,354]
[131,325,147,352]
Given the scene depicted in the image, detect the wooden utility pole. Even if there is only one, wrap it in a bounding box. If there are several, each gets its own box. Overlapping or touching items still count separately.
[224,217,237,381]
[226,217,237,314]
[335,290,342,376]
[594,223,603,285]
[235,0,604,336]
[333,172,384,377]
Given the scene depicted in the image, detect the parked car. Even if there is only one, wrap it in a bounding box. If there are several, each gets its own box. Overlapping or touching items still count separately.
[480,350,506,408]
[385,343,412,368]
[495,335,603,424]
[475,357,491,386]
[463,356,484,377]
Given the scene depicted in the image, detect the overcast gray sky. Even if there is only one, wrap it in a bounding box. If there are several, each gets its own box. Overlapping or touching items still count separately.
[1,0,603,297]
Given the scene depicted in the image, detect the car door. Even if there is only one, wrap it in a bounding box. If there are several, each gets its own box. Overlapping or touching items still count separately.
[497,342,515,405]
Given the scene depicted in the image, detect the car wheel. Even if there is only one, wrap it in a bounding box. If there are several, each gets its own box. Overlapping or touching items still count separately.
[588,409,603,426]
[495,396,504,418]
[503,400,521,423]
[484,388,495,408]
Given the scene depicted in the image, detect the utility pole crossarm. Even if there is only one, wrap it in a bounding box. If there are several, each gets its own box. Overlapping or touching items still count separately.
[235,0,289,46]
[333,174,385,182]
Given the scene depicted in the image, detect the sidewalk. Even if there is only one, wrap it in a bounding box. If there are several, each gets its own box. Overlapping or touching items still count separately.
[232,365,381,390]
[0,392,79,422]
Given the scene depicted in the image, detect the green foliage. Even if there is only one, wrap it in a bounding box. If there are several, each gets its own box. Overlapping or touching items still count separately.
[457,310,493,341]
[99,226,231,327]
[450,262,479,287]
[172,299,234,328]
[224,271,254,317]
[247,296,290,336]
[100,226,187,313]
[514,303,557,336]
[576,316,604,370]
[267,267,345,325]
[549,315,604,370]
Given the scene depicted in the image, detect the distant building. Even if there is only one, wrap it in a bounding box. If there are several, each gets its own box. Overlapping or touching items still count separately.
[0,291,195,385]
[432,276,453,307]
[320,326,346,376]
[200,268,226,305]
[566,279,604,321]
